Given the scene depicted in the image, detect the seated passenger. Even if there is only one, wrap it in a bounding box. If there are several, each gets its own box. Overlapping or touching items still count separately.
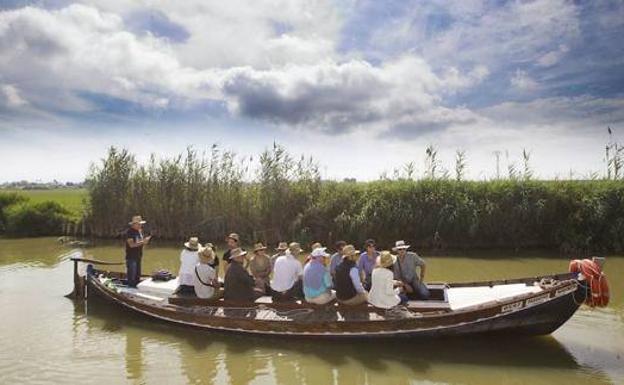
[303,247,335,305]
[224,248,259,303]
[358,238,380,291]
[329,240,347,279]
[176,237,201,295]
[193,246,220,300]
[270,242,288,269]
[368,251,406,309]
[392,240,430,300]
[270,242,304,302]
[334,245,368,305]
[249,242,271,294]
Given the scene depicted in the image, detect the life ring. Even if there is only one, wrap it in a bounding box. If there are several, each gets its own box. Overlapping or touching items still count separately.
[569,258,610,307]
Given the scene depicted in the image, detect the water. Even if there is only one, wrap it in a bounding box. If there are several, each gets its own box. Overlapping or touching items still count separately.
[1,237,622,385]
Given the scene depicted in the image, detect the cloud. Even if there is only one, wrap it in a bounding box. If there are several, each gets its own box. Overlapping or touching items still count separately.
[510,70,539,92]
[1,84,28,107]
[0,4,490,137]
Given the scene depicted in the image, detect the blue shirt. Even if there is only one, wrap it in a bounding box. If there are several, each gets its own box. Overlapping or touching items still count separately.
[349,266,366,293]
[357,250,380,277]
[329,252,342,276]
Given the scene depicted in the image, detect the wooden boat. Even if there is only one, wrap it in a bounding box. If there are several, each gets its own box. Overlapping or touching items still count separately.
[70,257,589,339]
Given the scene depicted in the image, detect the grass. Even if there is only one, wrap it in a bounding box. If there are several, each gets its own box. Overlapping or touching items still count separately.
[0,188,87,219]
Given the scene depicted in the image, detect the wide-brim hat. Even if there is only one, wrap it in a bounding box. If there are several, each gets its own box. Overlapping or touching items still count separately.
[392,240,411,251]
[129,215,146,225]
[310,247,330,259]
[198,247,215,263]
[254,242,267,252]
[378,251,397,268]
[225,233,240,242]
[230,247,248,260]
[275,242,288,251]
[184,237,201,251]
[288,242,302,255]
[342,245,360,258]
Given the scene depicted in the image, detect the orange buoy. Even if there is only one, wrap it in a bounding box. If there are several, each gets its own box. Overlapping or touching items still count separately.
[569,258,610,307]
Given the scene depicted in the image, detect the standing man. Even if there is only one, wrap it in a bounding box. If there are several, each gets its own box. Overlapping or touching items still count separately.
[357,239,380,291]
[222,233,240,275]
[392,240,430,300]
[125,215,151,287]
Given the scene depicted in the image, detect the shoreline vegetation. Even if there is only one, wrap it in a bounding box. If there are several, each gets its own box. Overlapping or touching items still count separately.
[1,141,623,255]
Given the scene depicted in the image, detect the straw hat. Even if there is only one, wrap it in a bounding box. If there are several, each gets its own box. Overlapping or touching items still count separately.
[225,233,240,242]
[288,242,302,255]
[392,240,411,251]
[128,215,146,225]
[275,242,288,251]
[184,237,201,251]
[198,247,215,264]
[311,242,322,251]
[342,245,360,258]
[230,247,247,261]
[378,250,397,268]
[254,242,267,252]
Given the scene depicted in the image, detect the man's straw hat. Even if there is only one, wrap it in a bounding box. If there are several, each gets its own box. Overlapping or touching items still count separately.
[129,215,146,225]
[275,242,288,251]
[288,242,302,255]
[342,245,360,258]
[254,242,267,252]
[184,237,201,251]
[392,240,411,251]
[198,247,215,264]
[225,233,240,242]
[378,250,397,268]
[230,247,247,260]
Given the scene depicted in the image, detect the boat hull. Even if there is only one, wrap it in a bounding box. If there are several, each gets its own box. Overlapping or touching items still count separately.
[84,271,584,340]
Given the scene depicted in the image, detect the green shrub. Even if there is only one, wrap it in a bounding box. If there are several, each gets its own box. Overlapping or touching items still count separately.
[5,201,70,237]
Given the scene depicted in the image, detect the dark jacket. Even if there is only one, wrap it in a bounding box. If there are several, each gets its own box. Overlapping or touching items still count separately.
[335,259,357,300]
[224,260,255,302]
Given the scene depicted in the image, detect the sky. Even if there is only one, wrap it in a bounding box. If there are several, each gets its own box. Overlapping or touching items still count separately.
[0,0,623,182]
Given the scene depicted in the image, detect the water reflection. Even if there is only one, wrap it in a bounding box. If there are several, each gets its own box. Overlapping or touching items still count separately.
[77,295,611,385]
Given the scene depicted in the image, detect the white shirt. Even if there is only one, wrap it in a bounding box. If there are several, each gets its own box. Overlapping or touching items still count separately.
[368,267,401,309]
[178,249,199,286]
[270,251,303,292]
[193,262,216,299]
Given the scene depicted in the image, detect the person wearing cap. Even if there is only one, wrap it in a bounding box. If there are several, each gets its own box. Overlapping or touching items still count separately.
[176,237,202,295]
[329,240,347,279]
[249,242,271,294]
[222,233,241,275]
[193,246,220,300]
[270,242,288,269]
[270,242,304,302]
[125,215,152,287]
[303,247,335,305]
[357,238,380,291]
[368,251,406,308]
[224,248,258,302]
[392,240,430,300]
[334,245,368,305]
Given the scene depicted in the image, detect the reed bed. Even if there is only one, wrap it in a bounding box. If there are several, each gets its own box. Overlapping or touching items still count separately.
[84,145,624,254]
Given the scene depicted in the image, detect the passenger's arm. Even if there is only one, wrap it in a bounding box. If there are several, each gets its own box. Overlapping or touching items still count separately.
[349,267,366,293]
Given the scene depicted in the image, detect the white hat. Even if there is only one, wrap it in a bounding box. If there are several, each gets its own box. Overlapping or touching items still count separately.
[311,247,330,259]
[129,215,146,225]
[392,240,411,251]
[184,237,201,251]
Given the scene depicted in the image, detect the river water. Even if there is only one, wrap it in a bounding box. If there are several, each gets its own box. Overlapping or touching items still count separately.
[0,237,622,385]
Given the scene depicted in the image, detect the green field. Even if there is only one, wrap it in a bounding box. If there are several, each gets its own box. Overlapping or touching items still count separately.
[1,188,87,218]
